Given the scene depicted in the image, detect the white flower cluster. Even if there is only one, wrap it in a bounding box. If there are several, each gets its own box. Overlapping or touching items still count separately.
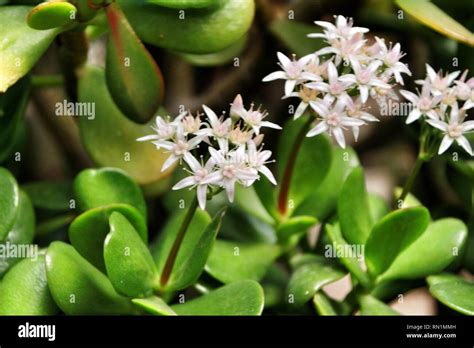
[401,64,474,155]
[263,15,411,148]
[137,95,280,210]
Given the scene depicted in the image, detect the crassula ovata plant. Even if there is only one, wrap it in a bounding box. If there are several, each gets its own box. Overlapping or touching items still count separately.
[0,0,473,319]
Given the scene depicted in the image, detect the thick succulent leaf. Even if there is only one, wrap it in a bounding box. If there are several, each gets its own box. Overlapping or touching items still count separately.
[427,274,474,315]
[325,224,372,288]
[132,296,176,316]
[118,0,255,54]
[277,117,332,216]
[105,3,164,123]
[0,167,20,241]
[151,208,211,289]
[69,204,147,272]
[205,240,281,284]
[368,194,389,224]
[286,255,345,307]
[104,212,158,298]
[45,242,136,315]
[234,185,275,225]
[365,207,430,277]
[22,180,73,212]
[74,167,147,219]
[0,191,35,277]
[313,292,337,316]
[358,294,399,316]
[396,0,474,46]
[178,35,247,67]
[171,280,264,315]
[147,0,218,8]
[167,208,226,291]
[338,167,373,245]
[0,6,60,92]
[276,215,318,243]
[0,254,59,315]
[78,65,172,186]
[270,19,325,56]
[27,2,77,30]
[294,146,359,220]
[377,218,467,283]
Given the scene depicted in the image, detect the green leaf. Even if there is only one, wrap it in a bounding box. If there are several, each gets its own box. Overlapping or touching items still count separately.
[27,2,77,30]
[393,187,422,208]
[377,218,467,283]
[365,207,430,277]
[286,255,345,307]
[205,240,281,284]
[74,167,147,219]
[104,212,158,298]
[313,292,337,316]
[396,0,474,46]
[78,65,172,186]
[0,167,19,241]
[294,146,359,220]
[118,0,255,54]
[0,6,61,92]
[368,194,389,224]
[132,296,176,316]
[277,117,332,216]
[358,294,399,316]
[69,204,147,272]
[178,34,247,67]
[427,274,474,315]
[0,190,35,277]
[151,208,211,289]
[325,223,372,289]
[276,215,317,243]
[105,3,164,123]
[45,241,136,315]
[147,0,218,8]
[167,208,226,291]
[269,19,325,56]
[22,180,73,212]
[234,185,275,225]
[0,254,59,315]
[171,280,264,315]
[338,167,373,245]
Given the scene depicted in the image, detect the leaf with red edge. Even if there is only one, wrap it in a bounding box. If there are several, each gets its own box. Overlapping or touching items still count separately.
[105,2,164,123]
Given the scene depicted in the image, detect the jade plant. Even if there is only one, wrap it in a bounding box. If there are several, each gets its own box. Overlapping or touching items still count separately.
[0,0,474,317]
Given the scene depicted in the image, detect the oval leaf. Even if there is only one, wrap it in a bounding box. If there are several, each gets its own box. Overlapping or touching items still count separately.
[104,212,158,298]
[358,294,399,316]
[205,240,281,284]
[27,2,77,30]
[378,218,468,283]
[131,296,176,316]
[105,3,164,123]
[69,204,147,272]
[396,0,474,46]
[118,0,255,54]
[365,207,430,277]
[78,65,172,186]
[0,167,20,241]
[22,180,73,212]
[0,254,59,315]
[45,242,136,315]
[0,190,35,277]
[338,166,373,245]
[276,215,318,242]
[0,6,60,92]
[427,274,474,315]
[171,280,264,315]
[286,255,345,307]
[74,167,147,218]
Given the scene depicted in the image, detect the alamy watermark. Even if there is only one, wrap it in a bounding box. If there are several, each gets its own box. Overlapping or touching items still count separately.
[0,242,38,262]
[55,99,95,120]
[325,242,365,261]
[380,99,413,117]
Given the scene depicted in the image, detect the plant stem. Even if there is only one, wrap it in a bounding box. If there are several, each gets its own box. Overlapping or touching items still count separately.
[277,117,312,216]
[31,75,64,88]
[398,155,425,203]
[160,195,199,287]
